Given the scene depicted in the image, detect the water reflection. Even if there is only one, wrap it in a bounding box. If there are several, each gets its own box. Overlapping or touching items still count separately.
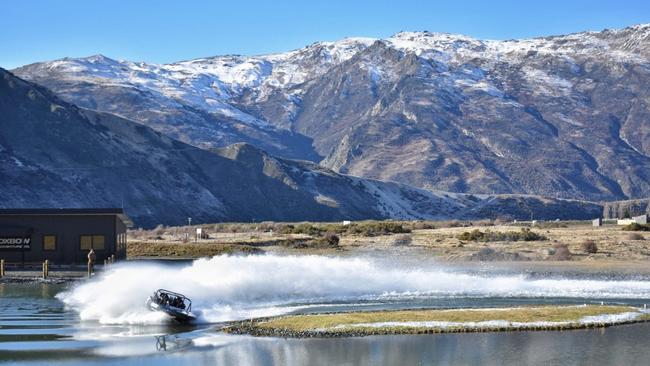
[148,324,650,366]
[154,334,195,353]
[155,335,167,351]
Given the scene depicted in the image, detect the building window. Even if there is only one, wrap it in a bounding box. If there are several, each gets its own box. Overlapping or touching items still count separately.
[93,235,105,250]
[80,236,92,250]
[43,235,56,251]
[80,235,105,250]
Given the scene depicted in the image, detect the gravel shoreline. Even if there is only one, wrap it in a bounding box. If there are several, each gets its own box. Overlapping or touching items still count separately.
[224,318,650,338]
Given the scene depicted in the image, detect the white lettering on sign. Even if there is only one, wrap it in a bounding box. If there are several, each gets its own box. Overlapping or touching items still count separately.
[0,237,32,250]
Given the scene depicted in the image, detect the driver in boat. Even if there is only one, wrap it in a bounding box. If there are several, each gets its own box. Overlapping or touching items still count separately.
[170,296,186,310]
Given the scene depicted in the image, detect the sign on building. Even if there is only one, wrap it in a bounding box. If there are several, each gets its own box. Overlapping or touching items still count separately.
[0,236,32,251]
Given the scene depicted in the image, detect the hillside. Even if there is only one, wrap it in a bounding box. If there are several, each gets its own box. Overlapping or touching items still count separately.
[13,24,650,201]
[0,69,602,226]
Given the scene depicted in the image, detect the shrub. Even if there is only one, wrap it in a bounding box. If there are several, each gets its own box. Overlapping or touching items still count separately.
[457,228,547,242]
[406,221,436,230]
[345,221,411,236]
[391,234,412,246]
[278,223,327,236]
[280,238,308,249]
[153,224,166,236]
[516,228,547,241]
[548,243,572,261]
[283,236,339,249]
[278,224,295,235]
[458,229,486,241]
[581,240,598,254]
[468,247,530,261]
[310,237,339,248]
[622,223,650,232]
[474,219,495,227]
[295,223,326,236]
[628,233,645,240]
[322,232,340,246]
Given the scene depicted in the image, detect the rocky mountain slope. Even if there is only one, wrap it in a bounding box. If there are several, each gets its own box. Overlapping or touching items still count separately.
[14,24,650,202]
[0,69,602,226]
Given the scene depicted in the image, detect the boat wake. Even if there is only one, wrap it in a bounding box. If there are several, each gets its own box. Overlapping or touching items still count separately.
[58,254,650,324]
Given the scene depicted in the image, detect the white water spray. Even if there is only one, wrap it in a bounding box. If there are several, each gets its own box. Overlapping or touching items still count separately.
[58,255,650,324]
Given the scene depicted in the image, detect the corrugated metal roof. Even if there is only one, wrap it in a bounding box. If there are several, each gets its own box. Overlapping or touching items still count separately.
[0,208,133,227]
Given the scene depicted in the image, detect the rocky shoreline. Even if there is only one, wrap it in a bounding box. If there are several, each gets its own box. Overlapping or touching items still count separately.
[223,318,650,338]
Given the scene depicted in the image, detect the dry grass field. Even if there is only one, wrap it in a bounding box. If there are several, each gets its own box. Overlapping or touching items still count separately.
[127,221,650,264]
[350,224,650,261]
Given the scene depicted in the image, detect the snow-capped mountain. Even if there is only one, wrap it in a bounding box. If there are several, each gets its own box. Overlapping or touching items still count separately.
[14,24,650,201]
[2,68,602,226]
[14,37,375,133]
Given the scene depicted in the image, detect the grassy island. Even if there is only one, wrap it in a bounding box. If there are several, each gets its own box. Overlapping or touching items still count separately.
[223,305,650,338]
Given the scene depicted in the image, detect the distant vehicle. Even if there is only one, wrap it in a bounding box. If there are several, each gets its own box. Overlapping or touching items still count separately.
[146,289,196,322]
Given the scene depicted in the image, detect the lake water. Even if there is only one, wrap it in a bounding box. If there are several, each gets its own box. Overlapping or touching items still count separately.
[2,255,650,365]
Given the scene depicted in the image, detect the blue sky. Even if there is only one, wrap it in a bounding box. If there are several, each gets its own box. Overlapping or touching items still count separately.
[2,0,649,69]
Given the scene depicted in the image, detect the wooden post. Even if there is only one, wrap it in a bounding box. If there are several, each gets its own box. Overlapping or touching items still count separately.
[0,259,4,278]
[42,261,46,279]
[45,260,49,278]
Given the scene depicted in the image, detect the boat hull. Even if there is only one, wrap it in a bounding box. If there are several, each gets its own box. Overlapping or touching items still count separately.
[146,297,196,322]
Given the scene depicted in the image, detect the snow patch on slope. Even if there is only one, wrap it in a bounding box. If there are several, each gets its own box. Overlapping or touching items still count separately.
[328,311,646,331]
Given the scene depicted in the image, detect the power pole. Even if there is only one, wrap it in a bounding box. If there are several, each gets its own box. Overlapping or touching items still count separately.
[187,217,192,242]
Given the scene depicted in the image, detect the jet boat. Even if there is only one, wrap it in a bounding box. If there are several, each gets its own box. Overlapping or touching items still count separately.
[146,289,196,322]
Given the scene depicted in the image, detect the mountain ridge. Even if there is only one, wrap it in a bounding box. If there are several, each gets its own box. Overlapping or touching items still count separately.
[13,23,650,201]
[0,68,606,226]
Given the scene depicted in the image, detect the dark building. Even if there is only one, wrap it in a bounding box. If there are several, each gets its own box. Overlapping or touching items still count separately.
[0,209,132,265]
